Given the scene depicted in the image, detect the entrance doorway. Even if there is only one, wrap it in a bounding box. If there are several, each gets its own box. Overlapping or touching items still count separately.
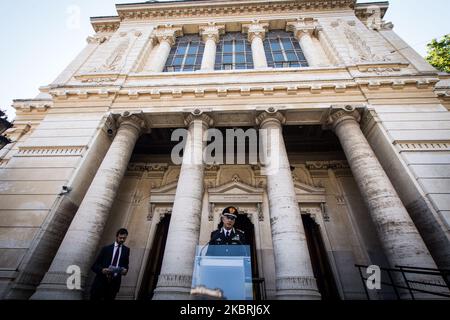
[302,214,340,300]
[138,214,171,300]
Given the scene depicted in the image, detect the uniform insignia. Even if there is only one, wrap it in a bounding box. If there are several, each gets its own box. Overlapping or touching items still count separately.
[232,235,240,241]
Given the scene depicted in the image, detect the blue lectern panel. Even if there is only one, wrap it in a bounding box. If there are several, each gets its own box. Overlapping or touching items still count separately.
[191,245,253,300]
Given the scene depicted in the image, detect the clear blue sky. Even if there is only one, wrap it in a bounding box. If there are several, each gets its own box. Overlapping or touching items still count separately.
[1,0,449,120]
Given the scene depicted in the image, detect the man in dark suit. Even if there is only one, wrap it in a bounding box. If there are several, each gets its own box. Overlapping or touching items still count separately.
[207,207,248,256]
[90,228,130,300]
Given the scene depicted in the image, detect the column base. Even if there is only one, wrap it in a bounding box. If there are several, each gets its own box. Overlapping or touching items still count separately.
[30,272,85,300]
[4,270,45,300]
[276,276,322,300]
[152,273,193,300]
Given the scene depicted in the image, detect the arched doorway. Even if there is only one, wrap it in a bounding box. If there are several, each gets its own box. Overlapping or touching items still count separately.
[138,214,171,300]
[216,213,261,300]
[302,214,340,300]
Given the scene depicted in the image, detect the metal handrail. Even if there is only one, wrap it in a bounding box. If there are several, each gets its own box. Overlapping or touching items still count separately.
[252,277,266,300]
[355,264,450,300]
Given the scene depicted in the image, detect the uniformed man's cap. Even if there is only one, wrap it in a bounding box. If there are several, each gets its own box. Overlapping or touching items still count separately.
[222,206,238,219]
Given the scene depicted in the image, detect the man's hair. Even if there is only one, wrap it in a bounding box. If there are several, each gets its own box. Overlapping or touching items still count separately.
[116,228,129,237]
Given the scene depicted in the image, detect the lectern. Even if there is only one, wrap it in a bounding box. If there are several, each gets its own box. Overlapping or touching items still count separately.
[191,245,253,300]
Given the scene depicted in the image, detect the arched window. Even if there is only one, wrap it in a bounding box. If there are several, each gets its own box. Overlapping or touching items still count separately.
[164,35,204,72]
[215,33,254,70]
[264,31,308,68]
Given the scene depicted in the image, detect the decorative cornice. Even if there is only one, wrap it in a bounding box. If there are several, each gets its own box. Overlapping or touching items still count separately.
[16,146,86,157]
[115,0,355,21]
[395,141,450,152]
[306,160,350,170]
[128,162,169,172]
[12,100,52,112]
[90,16,121,34]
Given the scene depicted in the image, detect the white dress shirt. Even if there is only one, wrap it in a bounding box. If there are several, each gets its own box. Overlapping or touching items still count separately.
[111,242,122,267]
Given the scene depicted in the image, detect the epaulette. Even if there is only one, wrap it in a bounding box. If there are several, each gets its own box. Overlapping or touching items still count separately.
[236,229,245,233]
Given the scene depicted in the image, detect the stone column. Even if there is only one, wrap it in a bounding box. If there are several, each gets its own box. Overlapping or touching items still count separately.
[30,112,147,300]
[256,110,321,300]
[243,21,269,69]
[327,106,440,273]
[288,19,324,67]
[200,24,223,71]
[152,111,213,300]
[149,26,182,73]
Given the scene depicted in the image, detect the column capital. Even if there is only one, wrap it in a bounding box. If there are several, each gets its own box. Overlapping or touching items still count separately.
[287,18,319,39]
[184,110,214,128]
[199,23,225,43]
[256,109,286,128]
[153,25,183,46]
[86,34,110,44]
[326,105,362,131]
[242,20,269,42]
[116,111,149,134]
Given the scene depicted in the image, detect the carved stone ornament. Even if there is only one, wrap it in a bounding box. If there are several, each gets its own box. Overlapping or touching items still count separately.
[117,111,148,133]
[184,111,214,128]
[256,110,286,128]
[153,25,183,46]
[326,106,362,130]
[86,34,111,44]
[199,22,225,43]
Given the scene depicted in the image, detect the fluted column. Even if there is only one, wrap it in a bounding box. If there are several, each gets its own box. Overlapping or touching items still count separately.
[152,111,213,300]
[243,21,269,69]
[200,24,223,71]
[256,110,321,300]
[31,113,147,300]
[328,106,442,289]
[149,26,182,72]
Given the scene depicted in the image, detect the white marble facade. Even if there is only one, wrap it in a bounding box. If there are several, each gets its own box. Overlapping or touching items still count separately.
[1,0,450,300]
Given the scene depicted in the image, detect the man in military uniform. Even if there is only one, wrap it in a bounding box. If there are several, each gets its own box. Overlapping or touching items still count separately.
[206,207,248,257]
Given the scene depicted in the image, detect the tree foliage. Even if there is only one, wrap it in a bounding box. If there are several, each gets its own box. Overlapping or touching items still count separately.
[426,35,450,73]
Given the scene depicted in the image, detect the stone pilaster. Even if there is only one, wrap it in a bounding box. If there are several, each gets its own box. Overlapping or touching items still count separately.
[149,26,183,72]
[200,23,224,71]
[256,110,321,300]
[152,111,213,300]
[243,21,269,69]
[327,106,445,297]
[30,112,148,300]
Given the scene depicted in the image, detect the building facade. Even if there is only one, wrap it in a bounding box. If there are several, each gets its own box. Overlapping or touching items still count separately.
[1,0,450,300]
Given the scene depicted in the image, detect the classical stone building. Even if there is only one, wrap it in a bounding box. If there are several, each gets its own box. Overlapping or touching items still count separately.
[1,0,449,300]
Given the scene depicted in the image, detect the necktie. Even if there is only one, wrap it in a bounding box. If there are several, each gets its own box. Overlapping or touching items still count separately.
[112,245,121,267]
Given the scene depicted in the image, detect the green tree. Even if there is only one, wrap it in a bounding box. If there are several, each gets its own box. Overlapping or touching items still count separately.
[426,35,450,73]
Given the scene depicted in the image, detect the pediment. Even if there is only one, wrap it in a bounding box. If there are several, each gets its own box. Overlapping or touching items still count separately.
[208,179,264,204]
[151,181,178,195]
[209,180,263,195]
[293,181,325,195]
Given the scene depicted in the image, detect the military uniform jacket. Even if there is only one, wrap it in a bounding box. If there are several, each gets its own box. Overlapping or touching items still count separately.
[209,228,247,246]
